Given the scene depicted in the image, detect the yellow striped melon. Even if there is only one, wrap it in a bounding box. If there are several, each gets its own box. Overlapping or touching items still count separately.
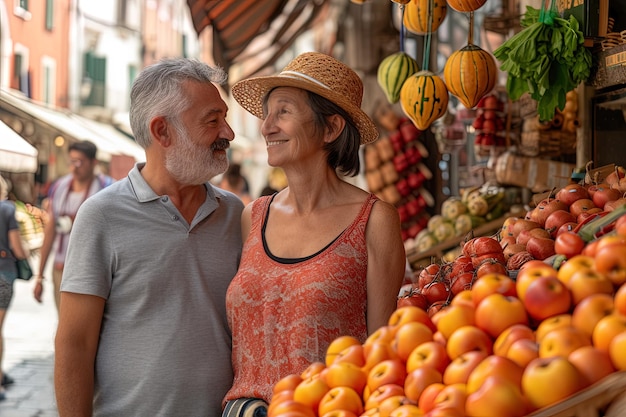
[400,70,449,131]
[403,0,447,35]
[377,52,420,104]
[443,44,498,109]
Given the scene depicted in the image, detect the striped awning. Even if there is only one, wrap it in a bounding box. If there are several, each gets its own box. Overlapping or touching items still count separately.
[186,0,328,79]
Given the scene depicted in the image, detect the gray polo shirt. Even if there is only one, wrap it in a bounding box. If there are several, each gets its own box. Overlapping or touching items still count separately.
[61,163,243,417]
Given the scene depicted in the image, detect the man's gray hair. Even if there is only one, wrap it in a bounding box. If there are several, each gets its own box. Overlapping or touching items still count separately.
[129,58,227,148]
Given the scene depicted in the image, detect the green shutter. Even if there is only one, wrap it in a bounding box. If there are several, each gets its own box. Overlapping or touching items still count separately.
[45,0,54,30]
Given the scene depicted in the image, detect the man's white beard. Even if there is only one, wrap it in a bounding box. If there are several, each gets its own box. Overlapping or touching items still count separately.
[166,121,228,185]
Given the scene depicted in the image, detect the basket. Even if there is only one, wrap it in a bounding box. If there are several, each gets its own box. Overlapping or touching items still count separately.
[518,94,538,118]
[519,130,577,157]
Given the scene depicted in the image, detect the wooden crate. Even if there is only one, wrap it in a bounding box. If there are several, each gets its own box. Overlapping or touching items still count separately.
[527,371,626,417]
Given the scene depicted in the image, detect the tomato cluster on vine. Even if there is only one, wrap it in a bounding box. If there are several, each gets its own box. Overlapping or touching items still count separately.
[398,236,509,316]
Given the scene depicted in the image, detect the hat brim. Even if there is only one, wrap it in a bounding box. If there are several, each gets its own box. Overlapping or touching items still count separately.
[231,74,379,145]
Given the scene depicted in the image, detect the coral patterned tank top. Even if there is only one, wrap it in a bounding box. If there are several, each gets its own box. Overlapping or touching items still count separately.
[224,193,378,404]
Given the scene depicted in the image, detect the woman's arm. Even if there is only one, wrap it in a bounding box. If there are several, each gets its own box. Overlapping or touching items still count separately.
[365,199,406,334]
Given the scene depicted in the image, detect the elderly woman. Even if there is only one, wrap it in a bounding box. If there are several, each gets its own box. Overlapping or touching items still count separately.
[223,52,406,416]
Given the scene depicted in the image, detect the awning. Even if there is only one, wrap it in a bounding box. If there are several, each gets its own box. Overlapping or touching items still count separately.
[0,120,38,173]
[0,88,145,163]
[186,0,329,80]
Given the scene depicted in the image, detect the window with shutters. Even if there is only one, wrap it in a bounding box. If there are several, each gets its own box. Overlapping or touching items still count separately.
[83,52,106,106]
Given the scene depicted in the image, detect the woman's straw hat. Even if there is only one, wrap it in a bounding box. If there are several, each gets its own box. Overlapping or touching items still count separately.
[231,52,379,145]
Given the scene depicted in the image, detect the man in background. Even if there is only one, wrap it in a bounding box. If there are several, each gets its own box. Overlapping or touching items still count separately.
[33,140,113,310]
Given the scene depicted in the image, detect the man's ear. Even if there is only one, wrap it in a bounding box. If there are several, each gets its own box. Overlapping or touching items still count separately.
[324,114,346,143]
[149,116,172,147]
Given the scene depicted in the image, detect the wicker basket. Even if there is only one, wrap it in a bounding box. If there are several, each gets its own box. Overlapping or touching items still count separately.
[519,130,577,157]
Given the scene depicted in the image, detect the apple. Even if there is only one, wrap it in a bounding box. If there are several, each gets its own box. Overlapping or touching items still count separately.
[268,399,316,417]
[378,395,413,417]
[388,305,437,332]
[609,330,626,371]
[568,345,616,385]
[367,359,407,392]
[466,355,524,394]
[500,216,520,239]
[332,344,365,367]
[318,386,364,416]
[471,273,517,307]
[515,263,558,302]
[605,197,626,212]
[538,325,591,358]
[614,283,626,316]
[544,210,577,239]
[525,236,556,261]
[530,198,568,227]
[556,183,590,206]
[474,294,529,339]
[404,367,443,403]
[406,341,451,374]
[446,325,493,360]
[442,350,488,385]
[391,321,434,362]
[556,254,595,286]
[493,323,535,357]
[569,198,597,219]
[465,375,528,417]
[325,336,362,366]
[591,185,621,209]
[592,314,626,352]
[273,374,304,397]
[363,341,396,373]
[571,293,614,337]
[301,362,327,380]
[511,219,542,239]
[364,383,405,411]
[433,383,467,415]
[506,338,540,369]
[325,362,367,395]
[535,314,573,343]
[418,383,445,413]
[595,243,626,286]
[566,269,614,304]
[364,326,395,348]
[386,403,423,417]
[433,304,475,340]
[516,227,551,246]
[522,276,572,322]
[521,356,588,409]
[293,376,330,412]
[555,221,579,237]
[320,411,359,417]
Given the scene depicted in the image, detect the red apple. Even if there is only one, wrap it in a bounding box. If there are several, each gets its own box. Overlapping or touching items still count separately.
[544,210,577,239]
[525,236,556,261]
[522,276,572,322]
[556,184,590,207]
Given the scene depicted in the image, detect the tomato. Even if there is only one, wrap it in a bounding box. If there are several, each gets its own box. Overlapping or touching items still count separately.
[418,264,441,291]
[450,255,475,277]
[554,231,586,259]
[397,290,429,310]
[422,281,450,305]
[463,236,506,267]
[475,259,508,278]
[449,271,475,295]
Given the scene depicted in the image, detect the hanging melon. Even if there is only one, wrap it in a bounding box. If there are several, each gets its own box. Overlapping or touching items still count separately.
[446,0,486,12]
[391,0,411,3]
[403,0,447,35]
[443,43,498,109]
[377,52,420,104]
[400,70,449,131]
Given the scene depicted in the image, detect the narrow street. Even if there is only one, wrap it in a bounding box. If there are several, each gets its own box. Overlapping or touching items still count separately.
[1,253,58,416]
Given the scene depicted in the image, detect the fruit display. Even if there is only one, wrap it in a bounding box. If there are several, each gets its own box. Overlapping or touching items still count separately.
[266,221,626,417]
[498,165,626,270]
[411,183,508,255]
[365,108,434,242]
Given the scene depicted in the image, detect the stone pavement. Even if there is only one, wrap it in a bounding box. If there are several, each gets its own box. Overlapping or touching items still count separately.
[1,254,58,416]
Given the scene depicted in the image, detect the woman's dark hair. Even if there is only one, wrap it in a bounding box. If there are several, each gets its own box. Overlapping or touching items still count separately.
[306,91,361,177]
